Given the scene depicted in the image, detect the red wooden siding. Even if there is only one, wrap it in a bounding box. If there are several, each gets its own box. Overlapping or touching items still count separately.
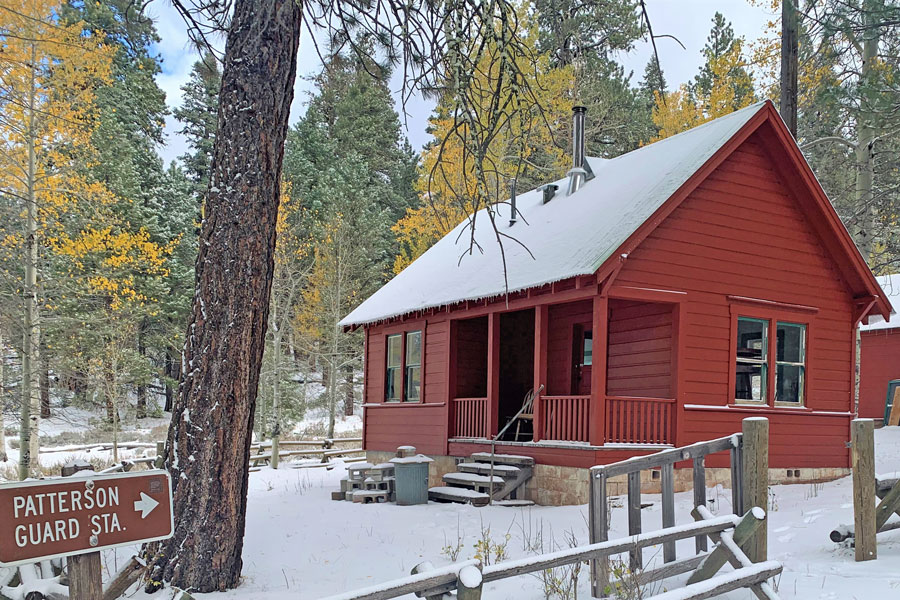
[614,133,854,466]
[607,299,673,398]
[547,300,592,395]
[363,317,451,455]
[859,329,900,419]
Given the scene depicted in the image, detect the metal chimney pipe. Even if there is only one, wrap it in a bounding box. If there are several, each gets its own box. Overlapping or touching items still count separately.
[567,106,587,196]
[508,178,518,226]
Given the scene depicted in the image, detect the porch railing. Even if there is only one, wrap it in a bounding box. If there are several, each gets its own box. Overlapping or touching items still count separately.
[451,397,488,438]
[540,395,590,443]
[605,396,675,445]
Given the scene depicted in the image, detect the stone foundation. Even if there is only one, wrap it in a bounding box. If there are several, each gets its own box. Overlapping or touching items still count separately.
[366,451,849,506]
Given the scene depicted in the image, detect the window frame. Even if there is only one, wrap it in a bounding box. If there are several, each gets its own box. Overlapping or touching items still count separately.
[383,326,425,403]
[774,321,807,407]
[404,330,422,402]
[728,303,811,409]
[734,317,769,405]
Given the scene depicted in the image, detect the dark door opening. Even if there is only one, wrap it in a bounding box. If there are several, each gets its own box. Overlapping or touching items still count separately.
[498,309,534,440]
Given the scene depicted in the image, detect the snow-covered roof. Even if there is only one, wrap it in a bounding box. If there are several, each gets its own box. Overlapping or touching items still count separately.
[341,103,768,327]
[861,274,899,331]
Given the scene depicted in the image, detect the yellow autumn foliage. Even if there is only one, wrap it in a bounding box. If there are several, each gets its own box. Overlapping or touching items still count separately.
[392,9,572,273]
[651,41,756,141]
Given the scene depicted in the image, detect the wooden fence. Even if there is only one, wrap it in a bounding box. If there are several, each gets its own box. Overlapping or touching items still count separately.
[832,419,900,561]
[321,509,781,600]
[588,417,769,596]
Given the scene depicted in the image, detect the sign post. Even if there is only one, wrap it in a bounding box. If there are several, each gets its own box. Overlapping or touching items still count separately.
[0,470,173,599]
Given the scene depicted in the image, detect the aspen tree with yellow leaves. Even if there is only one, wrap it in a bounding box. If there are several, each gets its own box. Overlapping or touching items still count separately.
[0,0,114,479]
[393,17,572,272]
[650,14,756,142]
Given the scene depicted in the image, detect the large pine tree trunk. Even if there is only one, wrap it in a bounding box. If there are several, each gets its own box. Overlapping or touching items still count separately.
[147,0,302,592]
[779,0,798,137]
[853,0,881,260]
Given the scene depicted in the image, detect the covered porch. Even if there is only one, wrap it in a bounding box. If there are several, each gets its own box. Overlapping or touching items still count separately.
[447,287,684,448]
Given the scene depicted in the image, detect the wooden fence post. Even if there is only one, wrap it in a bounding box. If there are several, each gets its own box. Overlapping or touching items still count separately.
[741,417,768,563]
[68,552,103,600]
[457,564,483,600]
[627,471,642,570]
[589,469,609,598]
[693,457,708,553]
[851,418,876,561]
[661,463,676,563]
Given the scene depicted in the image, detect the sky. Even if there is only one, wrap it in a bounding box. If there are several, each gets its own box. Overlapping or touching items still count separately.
[149,0,777,165]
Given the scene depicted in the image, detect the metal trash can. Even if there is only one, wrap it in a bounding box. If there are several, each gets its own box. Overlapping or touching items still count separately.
[391,455,433,505]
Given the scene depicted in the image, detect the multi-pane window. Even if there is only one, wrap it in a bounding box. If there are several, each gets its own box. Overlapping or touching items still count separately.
[385,330,423,402]
[735,317,767,402]
[734,317,806,406]
[385,334,403,402]
[775,322,806,405]
[405,331,422,402]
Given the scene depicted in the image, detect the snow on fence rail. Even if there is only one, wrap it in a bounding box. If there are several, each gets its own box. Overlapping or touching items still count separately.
[322,509,781,600]
[588,417,770,597]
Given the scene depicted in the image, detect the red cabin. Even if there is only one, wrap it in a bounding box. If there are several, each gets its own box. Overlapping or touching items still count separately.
[859,274,900,421]
[340,101,891,505]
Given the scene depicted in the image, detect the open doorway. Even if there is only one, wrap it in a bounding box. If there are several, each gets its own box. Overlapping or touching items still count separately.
[498,309,534,440]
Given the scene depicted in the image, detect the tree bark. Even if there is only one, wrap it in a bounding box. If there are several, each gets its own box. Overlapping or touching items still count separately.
[343,366,354,416]
[779,0,798,137]
[136,321,147,419]
[20,37,41,480]
[146,0,302,592]
[164,350,175,412]
[0,330,7,462]
[39,345,50,419]
[852,0,881,261]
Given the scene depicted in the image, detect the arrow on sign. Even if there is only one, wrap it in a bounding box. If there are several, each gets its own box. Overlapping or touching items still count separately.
[134,493,159,519]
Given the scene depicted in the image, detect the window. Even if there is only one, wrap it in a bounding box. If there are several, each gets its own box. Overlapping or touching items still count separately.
[385,329,423,402]
[582,331,593,366]
[775,322,806,405]
[385,335,402,402]
[734,316,807,406]
[405,331,422,401]
[735,318,767,402]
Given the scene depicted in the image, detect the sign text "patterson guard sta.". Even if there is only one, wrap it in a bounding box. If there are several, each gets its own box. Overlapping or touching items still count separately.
[0,470,173,566]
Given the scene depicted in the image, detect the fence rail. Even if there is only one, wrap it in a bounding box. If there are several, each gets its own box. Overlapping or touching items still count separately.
[323,509,780,600]
[451,397,488,438]
[540,395,590,442]
[605,396,675,445]
[589,417,770,597]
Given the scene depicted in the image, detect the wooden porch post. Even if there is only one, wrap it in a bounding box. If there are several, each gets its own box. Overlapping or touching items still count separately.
[673,302,688,447]
[589,295,608,446]
[533,305,548,442]
[487,312,500,437]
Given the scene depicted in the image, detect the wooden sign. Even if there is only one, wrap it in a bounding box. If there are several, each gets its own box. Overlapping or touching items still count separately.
[0,470,173,567]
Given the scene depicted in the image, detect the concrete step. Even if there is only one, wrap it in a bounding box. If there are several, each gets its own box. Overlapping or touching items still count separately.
[469,452,535,467]
[428,486,491,507]
[443,472,504,491]
[457,462,521,477]
[493,499,535,507]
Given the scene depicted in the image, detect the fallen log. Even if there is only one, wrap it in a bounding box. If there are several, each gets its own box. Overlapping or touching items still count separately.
[102,556,144,600]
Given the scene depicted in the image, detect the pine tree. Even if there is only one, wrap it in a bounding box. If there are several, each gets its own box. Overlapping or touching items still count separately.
[693,12,755,106]
[174,54,221,198]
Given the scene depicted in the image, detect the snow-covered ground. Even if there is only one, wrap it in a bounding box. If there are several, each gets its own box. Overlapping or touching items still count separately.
[4,422,899,599]
[124,427,900,599]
